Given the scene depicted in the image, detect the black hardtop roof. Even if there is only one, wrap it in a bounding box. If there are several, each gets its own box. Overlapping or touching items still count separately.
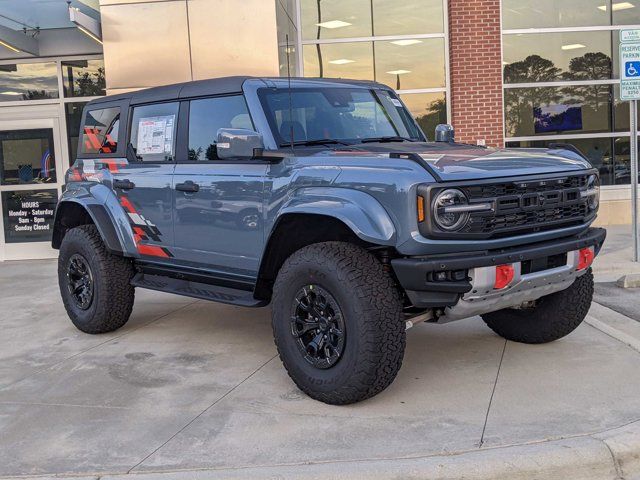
[85,76,389,108]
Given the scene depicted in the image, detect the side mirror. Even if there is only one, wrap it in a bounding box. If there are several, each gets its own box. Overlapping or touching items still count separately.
[435,124,455,143]
[216,128,265,159]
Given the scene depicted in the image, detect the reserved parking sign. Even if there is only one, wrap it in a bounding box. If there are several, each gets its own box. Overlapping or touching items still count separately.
[620,29,640,100]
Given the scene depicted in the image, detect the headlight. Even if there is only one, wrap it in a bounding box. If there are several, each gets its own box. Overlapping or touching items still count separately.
[432,189,470,231]
[585,174,600,211]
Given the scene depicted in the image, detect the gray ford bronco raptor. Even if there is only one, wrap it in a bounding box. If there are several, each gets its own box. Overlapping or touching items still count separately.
[53,76,605,405]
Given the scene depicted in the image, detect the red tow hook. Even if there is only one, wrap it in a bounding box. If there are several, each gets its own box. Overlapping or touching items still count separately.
[577,247,595,271]
[494,264,515,290]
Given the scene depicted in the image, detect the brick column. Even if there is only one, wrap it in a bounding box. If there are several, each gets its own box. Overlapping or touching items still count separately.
[448,0,504,147]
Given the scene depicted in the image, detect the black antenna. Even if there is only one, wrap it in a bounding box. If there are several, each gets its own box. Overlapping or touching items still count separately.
[286,34,295,154]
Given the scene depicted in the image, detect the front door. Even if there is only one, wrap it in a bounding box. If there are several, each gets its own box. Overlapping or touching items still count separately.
[0,118,64,261]
[172,95,266,277]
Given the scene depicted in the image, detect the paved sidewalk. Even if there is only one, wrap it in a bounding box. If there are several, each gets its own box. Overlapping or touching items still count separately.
[1,237,640,479]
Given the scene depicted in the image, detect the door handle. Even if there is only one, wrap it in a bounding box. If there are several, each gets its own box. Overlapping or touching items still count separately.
[175,181,200,193]
[113,179,135,190]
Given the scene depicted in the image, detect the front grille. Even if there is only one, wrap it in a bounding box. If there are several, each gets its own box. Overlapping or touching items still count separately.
[418,172,597,240]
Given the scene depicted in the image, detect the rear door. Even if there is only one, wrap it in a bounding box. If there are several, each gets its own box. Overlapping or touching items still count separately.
[172,95,267,277]
[81,101,178,260]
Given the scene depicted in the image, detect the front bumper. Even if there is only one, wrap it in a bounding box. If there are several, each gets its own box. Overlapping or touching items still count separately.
[391,227,606,316]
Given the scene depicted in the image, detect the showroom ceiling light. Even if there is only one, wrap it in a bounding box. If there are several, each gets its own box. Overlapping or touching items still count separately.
[598,2,635,11]
[316,20,352,29]
[386,69,411,75]
[69,5,102,44]
[329,58,355,64]
[0,91,21,95]
[561,43,586,50]
[390,39,423,46]
[0,25,39,55]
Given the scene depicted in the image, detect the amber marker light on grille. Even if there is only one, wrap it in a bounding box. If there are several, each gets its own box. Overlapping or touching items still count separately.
[417,195,425,222]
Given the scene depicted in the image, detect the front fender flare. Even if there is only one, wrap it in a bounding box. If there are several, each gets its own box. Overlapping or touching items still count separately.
[277,187,397,245]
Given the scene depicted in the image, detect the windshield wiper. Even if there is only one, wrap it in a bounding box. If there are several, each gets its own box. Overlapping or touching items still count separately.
[279,139,352,148]
[360,136,416,143]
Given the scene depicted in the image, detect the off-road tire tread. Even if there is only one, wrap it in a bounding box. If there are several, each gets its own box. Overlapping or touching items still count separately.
[481,269,594,344]
[58,224,135,334]
[272,242,406,405]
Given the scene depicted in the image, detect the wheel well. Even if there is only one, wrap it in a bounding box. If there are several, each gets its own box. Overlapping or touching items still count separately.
[254,214,371,301]
[52,202,95,249]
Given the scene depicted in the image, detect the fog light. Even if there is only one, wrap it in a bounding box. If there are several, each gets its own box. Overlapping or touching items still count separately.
[577,247,595,271]
[494,264,515,289]
[434,271,448,282]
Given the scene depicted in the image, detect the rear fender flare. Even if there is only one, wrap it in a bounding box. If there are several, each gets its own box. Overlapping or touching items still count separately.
[53,183,138,255]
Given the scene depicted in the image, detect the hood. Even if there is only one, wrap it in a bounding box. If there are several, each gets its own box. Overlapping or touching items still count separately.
[321,142,593,182]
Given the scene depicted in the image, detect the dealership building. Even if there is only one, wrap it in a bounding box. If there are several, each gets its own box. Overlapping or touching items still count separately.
[0,0,637,260]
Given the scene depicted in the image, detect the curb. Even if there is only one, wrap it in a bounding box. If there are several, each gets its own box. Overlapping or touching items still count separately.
[4,422,640,480]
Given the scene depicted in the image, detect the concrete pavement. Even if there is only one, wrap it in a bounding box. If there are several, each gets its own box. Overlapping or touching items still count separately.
[1,231,640,479]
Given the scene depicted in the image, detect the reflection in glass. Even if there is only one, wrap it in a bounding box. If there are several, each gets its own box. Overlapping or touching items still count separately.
[613,2,640,25]
[504,85,618,138]
[372,0,444,35]
[375,38,445,90]
[276,0,299,76]
[65,102,87,161]
[188,96,253,161]
[503,31,612,83]
[506,137,633,186]
[0,62,58,102]
[0,129,56,185]
[400,92,447,141]
[301,0,371,40]
[303,42,374,80]
[62,59,106,97]
[502,0,610,29]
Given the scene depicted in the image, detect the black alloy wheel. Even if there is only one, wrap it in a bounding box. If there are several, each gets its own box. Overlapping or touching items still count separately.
[67,253,94,310]
[291,284,346,369]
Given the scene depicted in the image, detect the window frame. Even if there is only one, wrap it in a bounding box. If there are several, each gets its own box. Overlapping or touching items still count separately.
[176,93,263,165]
[126,100,181,164]
[76,100,127,159]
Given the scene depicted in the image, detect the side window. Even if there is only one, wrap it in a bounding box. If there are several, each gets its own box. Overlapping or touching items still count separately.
[187,95,253,161]
[129,102,179,162]
[81,107,120,154]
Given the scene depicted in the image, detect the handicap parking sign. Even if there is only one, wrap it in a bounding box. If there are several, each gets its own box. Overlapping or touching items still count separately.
[627,61,640,77]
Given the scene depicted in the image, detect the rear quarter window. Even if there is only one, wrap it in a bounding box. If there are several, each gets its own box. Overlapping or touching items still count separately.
[81,107,120,155]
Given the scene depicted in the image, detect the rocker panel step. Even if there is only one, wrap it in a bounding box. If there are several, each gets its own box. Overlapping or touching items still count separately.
[131,273,267,307]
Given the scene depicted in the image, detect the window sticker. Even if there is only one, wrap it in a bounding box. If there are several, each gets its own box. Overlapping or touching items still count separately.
[390,98,403,108]
[136,115,175,155]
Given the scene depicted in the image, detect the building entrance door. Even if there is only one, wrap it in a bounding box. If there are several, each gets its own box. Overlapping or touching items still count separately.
[0,118,65,261]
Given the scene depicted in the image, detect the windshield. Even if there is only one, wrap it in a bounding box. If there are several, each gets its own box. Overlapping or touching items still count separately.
[258,87,425,147]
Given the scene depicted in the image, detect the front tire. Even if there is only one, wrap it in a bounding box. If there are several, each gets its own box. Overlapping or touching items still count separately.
[481,269,594,344]
[271,242,406,405]
[58,225,135,334]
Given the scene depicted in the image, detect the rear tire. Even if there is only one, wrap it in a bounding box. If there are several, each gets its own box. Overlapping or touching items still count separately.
[58,225,135,334]
[481,269,594,344]
[271,242,406,405]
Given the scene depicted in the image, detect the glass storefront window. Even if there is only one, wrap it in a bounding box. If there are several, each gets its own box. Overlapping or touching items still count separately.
[503,31,612,83]
[372,0,444,36]
[613,3,640,25]
[303,42,374,80]
[0,62,58,102]
[0,129,56,186]
[502,0,610,29]
[505,137,633,186]
[400,92,447,141]
[301,0,372,40]
[503,85,628,138]
[2,189,58,243]
[303,39,445,89]
[62,59,106,97]
[375,38,445,90]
